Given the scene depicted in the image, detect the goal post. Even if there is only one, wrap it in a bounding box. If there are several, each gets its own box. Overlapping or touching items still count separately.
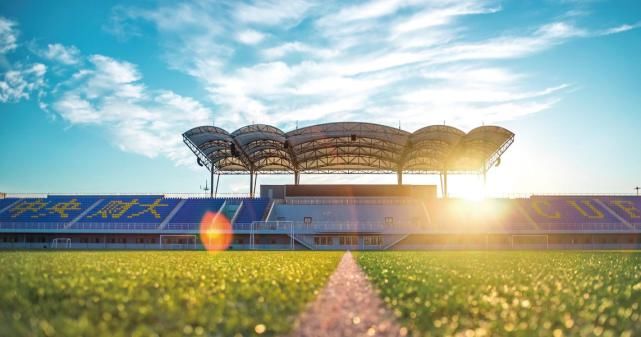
[510,234,549,249]
[159,235,198,250]
[51,238,72,249]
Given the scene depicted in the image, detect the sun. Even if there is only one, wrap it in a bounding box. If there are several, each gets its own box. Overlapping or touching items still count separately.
[458,187,487,201]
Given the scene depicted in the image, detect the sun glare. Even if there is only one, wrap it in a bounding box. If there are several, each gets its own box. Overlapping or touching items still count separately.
[458,187,487,201]
[199,212,232,253]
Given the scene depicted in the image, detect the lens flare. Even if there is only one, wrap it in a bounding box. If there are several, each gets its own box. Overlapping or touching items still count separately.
[199,212,232,253]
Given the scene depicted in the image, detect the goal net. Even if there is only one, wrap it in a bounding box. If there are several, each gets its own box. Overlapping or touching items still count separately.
[51,238,72,249]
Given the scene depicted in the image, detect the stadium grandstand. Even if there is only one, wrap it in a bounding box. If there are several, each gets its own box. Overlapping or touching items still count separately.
[1,122,640,250]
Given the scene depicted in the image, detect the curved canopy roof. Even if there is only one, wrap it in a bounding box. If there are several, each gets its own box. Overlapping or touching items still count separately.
[183,122,514,174]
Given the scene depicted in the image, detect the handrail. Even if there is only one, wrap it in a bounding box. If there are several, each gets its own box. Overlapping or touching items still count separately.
[284,198,421,205]
[2,193,253,199]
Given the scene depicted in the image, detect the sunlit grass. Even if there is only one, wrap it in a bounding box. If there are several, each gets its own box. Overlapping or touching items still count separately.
[0,251,342,337]
[357,251,641,337]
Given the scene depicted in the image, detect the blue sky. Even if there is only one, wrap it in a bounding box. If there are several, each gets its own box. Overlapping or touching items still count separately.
[0,0,640,197]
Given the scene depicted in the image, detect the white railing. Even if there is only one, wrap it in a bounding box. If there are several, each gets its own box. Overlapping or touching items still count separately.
[0,222,68,230]
[164,193,252,199]
[284,198,420,205]
[536,223,635,232]
[72,223,160,230]
[0,222,177,231]
[251,221,294,231]
[1,192,252,199]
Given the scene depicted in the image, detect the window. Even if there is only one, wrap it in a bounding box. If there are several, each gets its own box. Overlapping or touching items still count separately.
[364,236,383,246]
[314,236,332,245]
[304,217,312,224]
[339,236,358,245]
[385,217,393,225]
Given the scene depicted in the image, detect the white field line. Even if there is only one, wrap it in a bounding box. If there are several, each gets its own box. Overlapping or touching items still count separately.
[286,252,407,337]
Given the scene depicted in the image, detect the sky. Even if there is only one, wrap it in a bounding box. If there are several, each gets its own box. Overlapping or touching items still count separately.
[0,0,640,197]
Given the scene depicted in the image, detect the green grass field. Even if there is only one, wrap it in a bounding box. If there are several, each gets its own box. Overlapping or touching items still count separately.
[0,251,342,337]
[357,251,641,337]
[2,251,641,337]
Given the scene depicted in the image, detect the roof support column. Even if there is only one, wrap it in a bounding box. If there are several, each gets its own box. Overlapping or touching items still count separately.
[294,171,300,185]
[215,174,220,198]
[210,168,214,198]
[443,169,448,199]
[397,170,403,185]
[253,172,259,198]
[249,170,254,198]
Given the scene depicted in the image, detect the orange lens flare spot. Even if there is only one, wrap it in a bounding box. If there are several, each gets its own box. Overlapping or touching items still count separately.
[199,211,232,253]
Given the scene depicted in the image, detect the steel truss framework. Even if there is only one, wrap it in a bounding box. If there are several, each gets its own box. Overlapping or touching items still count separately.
[183,122,514,195]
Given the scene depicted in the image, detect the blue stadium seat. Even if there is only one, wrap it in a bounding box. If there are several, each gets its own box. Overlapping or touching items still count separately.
[165,198,226,231]
[598,196,641,227]
[519,197,628,231]
[0,195,635,235]
[269,200,427,230]
[0,198,18,213]
[0,196,101,223]
[78,196,179,224]
[425,199,536,232]
[234,199,270,225]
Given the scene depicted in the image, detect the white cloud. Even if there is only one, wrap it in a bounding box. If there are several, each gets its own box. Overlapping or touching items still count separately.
[318,0,413,26]
[262,42,338,59]
[0,17,48,105]
[233,0,312,26]
[392,2,499,35]
[536,21,586,39]
[402,83,568,104]
[0,63,46,103]
[105,0,641,136]
[53,93,100,123]
[598,21,641,35]
[41,43,81,65]
[422,66,521,84]
[51,55,211,164]
[0,17,18,54]
[236,29,266,45]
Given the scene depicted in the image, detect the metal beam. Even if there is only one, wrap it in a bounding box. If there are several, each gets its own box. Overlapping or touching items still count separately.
[210,167,214,198]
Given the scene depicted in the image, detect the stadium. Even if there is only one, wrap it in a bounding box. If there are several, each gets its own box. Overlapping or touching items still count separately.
[1,122,639,251]
[3,1,641,336]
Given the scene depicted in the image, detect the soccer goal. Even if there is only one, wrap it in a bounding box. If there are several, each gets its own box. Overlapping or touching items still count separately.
[510,234,549,249]
[51,238,72,249]
[159,235,198,250]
